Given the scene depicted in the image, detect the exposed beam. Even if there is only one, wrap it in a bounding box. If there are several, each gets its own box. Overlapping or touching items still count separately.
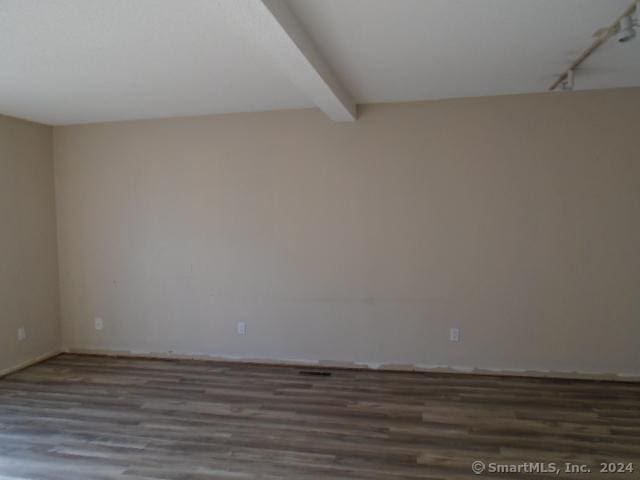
[221,0,357,121]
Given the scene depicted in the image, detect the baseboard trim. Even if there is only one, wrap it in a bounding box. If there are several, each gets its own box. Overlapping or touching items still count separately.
[64,347,640,383]
[0,349,63,378]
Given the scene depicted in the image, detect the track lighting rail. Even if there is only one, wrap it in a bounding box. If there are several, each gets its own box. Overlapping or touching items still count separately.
[549,0,638,91]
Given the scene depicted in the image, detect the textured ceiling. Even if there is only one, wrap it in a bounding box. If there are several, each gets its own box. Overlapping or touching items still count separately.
[0,0,638,125]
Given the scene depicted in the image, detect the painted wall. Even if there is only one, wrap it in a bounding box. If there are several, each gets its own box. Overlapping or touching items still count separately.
[0,115,60,374]
[54,88,640,376]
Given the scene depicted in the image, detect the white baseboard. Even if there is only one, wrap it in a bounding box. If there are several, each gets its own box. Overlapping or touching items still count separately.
[0,349,62,378]
[64,347,640,383]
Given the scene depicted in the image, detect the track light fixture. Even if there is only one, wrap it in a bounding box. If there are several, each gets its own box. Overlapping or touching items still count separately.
[560,69,574,91]
[617,11,638,42]
[550,1,640,91]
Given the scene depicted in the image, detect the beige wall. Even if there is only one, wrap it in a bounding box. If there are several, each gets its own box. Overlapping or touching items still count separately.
[53,88,640,377]
[0,115,60,374]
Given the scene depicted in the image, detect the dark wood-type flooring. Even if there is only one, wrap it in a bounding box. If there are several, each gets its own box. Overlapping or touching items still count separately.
[0,354,639,479]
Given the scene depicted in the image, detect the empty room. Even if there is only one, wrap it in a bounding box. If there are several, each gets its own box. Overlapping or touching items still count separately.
[1,0,640,478]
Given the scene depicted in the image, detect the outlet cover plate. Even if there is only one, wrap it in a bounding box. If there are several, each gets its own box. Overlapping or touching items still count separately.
[449,328,460,342]
[237,321,246,335]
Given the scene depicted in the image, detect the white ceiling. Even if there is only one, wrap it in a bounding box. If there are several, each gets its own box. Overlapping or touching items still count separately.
[288,0,640,102]
[1,0,638,125]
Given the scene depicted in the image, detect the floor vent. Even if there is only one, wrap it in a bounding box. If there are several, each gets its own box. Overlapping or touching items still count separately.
[299,370,332,377]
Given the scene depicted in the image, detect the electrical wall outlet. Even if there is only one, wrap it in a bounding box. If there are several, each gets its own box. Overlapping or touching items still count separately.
[94,317,104,331]
[17,327,26,342]
[449,327,460,342]
[237,321,246,335]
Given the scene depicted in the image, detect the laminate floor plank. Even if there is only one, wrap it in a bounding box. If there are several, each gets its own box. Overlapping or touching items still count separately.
[0,354,639,479]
